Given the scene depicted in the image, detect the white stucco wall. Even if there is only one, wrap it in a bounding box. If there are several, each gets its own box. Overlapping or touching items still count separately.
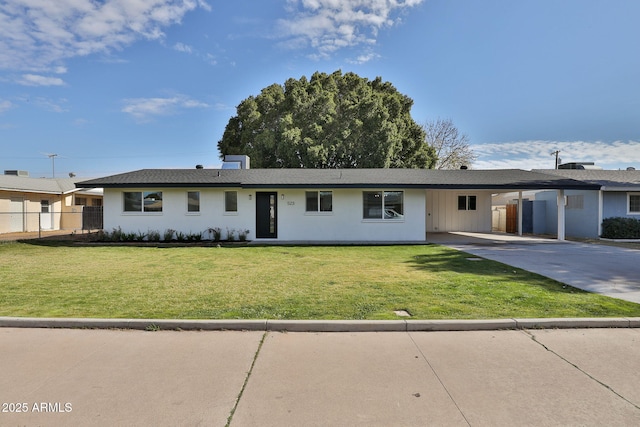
[426,190,492,232]
[274,188,426,241]
[103,188,253,239]
[104,187,427,242]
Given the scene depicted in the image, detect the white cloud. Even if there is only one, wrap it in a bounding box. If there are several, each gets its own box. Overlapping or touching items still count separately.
[122,95,209,122]
[18,74,65,86]
[173,42,193,53]
[0,0,210,72]
[348,51,380,64]
[33,97,69,113]
[0,99,13,113]
[278,0,424,58]
[472,140,640,170]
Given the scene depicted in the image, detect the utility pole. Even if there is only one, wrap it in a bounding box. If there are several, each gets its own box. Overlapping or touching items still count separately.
[551,150,560,169]
[48,153,58,178]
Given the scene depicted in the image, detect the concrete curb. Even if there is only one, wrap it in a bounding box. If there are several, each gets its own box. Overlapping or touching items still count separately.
[0,317,639,332]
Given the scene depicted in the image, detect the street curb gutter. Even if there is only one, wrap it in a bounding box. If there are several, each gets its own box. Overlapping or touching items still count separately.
[0,317,639,332]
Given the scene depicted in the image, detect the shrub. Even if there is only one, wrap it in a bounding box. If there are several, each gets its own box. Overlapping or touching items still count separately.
[238,229,250,241]
[205,227,222,241]
[601,217,640,239]
[226,228,236,241]
[187,231,202,241]
[109,226,123,242]
[163,229,176,241]
[147,230,161,242]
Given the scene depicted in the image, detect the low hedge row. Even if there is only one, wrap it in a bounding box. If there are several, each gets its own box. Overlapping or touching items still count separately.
[601,217,640,239]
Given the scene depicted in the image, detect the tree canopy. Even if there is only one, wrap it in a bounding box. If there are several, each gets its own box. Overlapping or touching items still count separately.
[424,118,477,169]
[218,70,436,168]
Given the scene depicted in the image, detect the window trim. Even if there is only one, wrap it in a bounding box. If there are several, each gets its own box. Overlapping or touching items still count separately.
[457,194,477,211]
[224,190,238,215]
[186,191,200,215]
[305,190,333,215]
[628,193,640,215]
[122,191,163,214]
[362,190,404,222]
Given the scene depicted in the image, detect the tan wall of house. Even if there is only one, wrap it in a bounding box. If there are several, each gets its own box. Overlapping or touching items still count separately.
[0,191,102,234]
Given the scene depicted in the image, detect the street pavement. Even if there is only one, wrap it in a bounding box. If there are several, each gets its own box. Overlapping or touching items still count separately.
[428,232,640,304]
[1,327,639,426]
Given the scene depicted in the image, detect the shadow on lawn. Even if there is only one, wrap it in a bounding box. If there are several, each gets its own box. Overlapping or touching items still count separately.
[406,250,587,295]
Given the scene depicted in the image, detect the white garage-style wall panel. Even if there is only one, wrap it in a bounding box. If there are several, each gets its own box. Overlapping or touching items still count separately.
[426,190,492,232]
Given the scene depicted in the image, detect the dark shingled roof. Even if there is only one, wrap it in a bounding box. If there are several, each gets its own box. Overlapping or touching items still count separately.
[77,168,600,190]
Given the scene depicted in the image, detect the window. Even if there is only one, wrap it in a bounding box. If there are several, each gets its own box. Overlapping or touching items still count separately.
[566,195,584,210]
[225,191,238,213]
[187,191,200,213]
[458,195,477,211]
[75,197,87,206]
[92,198,102,207]
[124,191,162,212]
[363,191,404,220]
[629,194,640,214]
[306,191,332,212]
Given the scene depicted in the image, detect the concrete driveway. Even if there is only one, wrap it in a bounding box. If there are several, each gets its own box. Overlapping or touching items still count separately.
[428,232,640,304]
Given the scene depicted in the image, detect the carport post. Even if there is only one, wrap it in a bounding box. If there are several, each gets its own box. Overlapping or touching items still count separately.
[556,189,566,241]
[517,191,523,236]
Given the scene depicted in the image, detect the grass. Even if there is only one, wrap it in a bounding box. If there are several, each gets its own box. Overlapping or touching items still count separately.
[1,241,639,320]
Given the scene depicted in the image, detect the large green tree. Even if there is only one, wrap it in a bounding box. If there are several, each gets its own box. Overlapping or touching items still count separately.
[218,70,436,168]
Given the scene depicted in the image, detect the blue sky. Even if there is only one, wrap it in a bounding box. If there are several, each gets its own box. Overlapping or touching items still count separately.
[1,0,639,178]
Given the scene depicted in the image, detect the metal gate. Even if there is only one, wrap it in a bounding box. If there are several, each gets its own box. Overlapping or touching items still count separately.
[82,206,103,230]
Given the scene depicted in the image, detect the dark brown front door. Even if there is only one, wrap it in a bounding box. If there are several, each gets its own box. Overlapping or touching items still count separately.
[256,192,277,238]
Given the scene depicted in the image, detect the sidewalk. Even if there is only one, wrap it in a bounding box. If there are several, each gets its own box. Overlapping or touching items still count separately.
[1,327,639,426]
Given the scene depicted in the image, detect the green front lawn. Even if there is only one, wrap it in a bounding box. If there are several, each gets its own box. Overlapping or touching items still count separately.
[1,241,639,319]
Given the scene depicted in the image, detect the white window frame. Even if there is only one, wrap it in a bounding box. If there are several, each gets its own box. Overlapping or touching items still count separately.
[305,190,333,215]
[224,191,238,215]
[122,191,163,214]
[566,194,584,210]
[457,194,477,211]
[362,190,404,221]
[186,191,200,215]
[628,193,640,215]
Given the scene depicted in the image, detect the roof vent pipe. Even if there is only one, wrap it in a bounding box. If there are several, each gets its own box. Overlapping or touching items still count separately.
[195,164,204,169]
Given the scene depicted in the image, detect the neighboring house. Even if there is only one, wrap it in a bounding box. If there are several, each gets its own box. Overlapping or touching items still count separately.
[0,172,103,234]
[77,162,598,242]
[533,169,640,238]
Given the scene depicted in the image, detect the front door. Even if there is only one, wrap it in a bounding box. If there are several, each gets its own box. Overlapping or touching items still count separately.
[256,192,277,238]
[40,200,52,230]
[10,198,24,232]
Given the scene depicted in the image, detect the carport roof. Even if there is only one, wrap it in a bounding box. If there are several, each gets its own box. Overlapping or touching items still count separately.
[534,169,640,191]
[77,168,600,190]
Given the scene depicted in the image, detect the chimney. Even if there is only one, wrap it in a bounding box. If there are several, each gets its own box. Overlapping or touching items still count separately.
[222,155,250,169]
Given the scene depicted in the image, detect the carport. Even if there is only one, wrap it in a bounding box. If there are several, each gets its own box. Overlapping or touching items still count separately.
[423,170,601,240]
